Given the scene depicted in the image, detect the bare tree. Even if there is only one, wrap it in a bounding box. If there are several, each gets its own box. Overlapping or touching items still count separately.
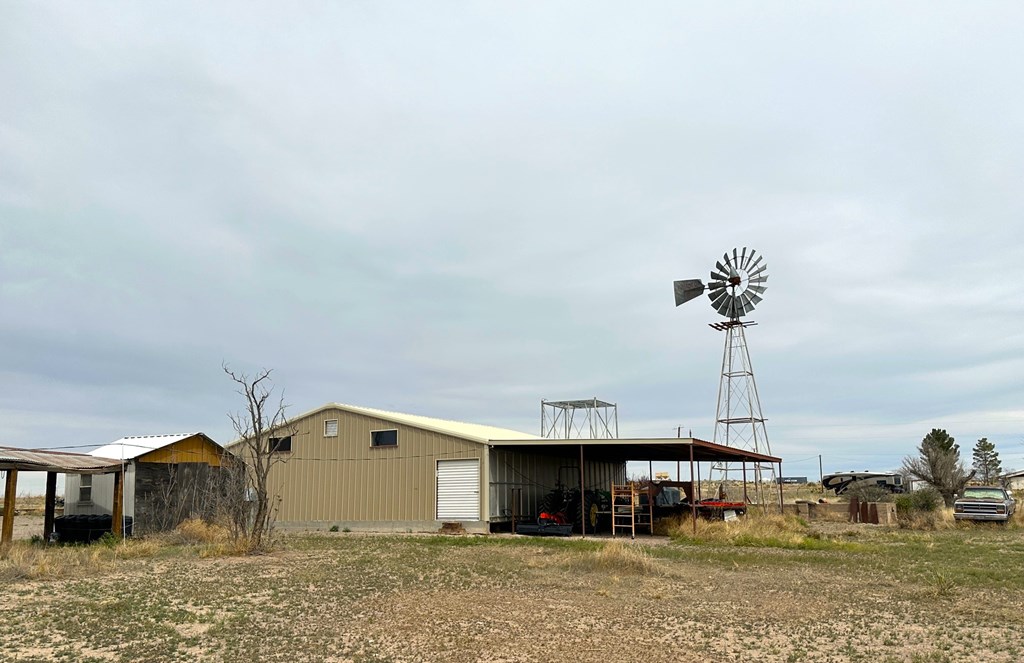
[223,364,295,552]
[901,429,975,507]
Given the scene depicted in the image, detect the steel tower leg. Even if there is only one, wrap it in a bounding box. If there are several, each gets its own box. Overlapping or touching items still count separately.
[711,321,775,505]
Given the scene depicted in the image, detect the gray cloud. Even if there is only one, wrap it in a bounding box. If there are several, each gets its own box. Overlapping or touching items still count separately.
[2,2,1024,489]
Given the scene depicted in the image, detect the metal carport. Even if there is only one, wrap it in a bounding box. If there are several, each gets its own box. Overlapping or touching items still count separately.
[0,447,124,545]
[488,437,783,535]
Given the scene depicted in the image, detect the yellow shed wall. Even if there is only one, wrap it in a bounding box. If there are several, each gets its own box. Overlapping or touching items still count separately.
[138,436,223,466]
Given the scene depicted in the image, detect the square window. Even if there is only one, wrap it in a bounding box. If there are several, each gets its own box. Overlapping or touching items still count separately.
[269,436,292,453]
[79,474,93,503]
[371,430,398,448]
[324,419,339,437]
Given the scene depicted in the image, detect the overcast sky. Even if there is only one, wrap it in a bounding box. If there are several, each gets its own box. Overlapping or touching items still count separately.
[3,3,1023,493]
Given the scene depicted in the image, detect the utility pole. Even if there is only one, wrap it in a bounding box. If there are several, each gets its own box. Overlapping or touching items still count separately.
[819,455,824,492]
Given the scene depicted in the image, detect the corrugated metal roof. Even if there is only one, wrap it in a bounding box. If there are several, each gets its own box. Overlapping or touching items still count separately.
[0,446,122,473]
[88,433,206,460]
[330,404,540,443]
[226,403,540,447]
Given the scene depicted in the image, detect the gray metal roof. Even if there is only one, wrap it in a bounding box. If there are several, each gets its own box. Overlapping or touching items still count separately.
[0,446,123,474]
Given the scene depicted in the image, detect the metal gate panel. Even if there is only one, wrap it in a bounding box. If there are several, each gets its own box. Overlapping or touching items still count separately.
[436,459,480,520]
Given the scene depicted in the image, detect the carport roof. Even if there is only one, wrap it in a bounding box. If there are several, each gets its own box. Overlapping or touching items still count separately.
[0,446,123,474]
[487,437,781,464]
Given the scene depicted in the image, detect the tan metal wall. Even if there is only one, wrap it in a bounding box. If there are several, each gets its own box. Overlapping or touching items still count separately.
[488,448,625,521]
[267,407,485,523]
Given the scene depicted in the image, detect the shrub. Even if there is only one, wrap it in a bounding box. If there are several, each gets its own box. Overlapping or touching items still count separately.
[895,487,943,518]
[328,525,340,532]
[845,484,894,504]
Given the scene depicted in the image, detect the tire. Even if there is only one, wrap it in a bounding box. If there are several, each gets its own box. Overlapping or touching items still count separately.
[539,489,564,515]
[576,491,599,532]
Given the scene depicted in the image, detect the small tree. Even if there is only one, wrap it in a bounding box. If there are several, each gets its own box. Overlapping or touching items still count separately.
[971,437,1001,484]
[223,364,295,552]
[901,429,975,507]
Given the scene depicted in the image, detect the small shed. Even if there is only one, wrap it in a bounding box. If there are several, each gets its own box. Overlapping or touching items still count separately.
[65,433,225,534]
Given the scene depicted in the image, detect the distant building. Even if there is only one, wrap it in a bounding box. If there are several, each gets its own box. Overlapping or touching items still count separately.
[1001,469,1024,491]
[776,476,808,485]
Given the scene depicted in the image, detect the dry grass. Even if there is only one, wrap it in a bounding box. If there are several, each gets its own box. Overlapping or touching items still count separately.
[569,540,655,575]
[157,518,250,557]
[4,531,1024,662]
[665,509,851,549]
[0,518,250,581]
[0,538,158,581]
[162,518,232,544]
[899,508,955,530]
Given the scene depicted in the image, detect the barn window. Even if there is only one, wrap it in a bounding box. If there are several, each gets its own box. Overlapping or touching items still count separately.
[371,430,398,448]
[268,436,292,453]
[79,475,93,503]
[324,419,339,437]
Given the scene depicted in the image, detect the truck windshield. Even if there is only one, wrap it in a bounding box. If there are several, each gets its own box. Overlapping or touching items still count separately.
[962,488,1006,500]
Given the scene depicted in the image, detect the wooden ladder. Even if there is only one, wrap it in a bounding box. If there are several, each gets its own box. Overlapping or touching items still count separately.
[611,482,653,539]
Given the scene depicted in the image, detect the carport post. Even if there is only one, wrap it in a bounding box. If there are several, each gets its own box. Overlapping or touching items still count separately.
[777,461,784,513]
[579,445,586,537]
[689,444,697,535]
[2,469,18,546]
[111,470,124,539]
[742,462,748,503]
[43,472,57,542]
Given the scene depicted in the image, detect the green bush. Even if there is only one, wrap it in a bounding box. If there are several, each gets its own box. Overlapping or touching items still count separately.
[895,487,943,516]
[846,484,894,503]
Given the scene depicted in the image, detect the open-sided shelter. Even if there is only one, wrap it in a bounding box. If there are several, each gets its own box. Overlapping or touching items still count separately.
[0,447,123,545]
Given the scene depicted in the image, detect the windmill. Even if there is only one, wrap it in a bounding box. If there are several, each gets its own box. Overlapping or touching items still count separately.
[673,247,775,503]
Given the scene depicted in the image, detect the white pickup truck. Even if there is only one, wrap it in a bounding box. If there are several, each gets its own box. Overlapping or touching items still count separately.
[953,486,1016,523]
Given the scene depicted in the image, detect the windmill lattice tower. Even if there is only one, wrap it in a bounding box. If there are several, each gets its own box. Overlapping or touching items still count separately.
[674,247,776,504]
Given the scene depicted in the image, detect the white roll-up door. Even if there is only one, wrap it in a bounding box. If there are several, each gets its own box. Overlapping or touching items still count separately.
[436,459,480,520]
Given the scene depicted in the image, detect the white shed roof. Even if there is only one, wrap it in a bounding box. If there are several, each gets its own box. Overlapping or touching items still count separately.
[89,433,204,461]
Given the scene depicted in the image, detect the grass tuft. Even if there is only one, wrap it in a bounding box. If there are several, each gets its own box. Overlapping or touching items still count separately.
[668,510,859,550]
[569,540,655,575]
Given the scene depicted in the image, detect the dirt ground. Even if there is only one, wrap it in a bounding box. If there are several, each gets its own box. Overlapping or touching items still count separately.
[10,514,45,541]
[2,526,1023,663]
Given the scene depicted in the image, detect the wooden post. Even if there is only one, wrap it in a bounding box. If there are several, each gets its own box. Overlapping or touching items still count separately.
[43,472,57,542]
[2,469,18,546]
[111,471,124,539]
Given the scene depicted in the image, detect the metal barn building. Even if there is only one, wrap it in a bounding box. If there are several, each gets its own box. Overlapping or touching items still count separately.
[244,403,781,534]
